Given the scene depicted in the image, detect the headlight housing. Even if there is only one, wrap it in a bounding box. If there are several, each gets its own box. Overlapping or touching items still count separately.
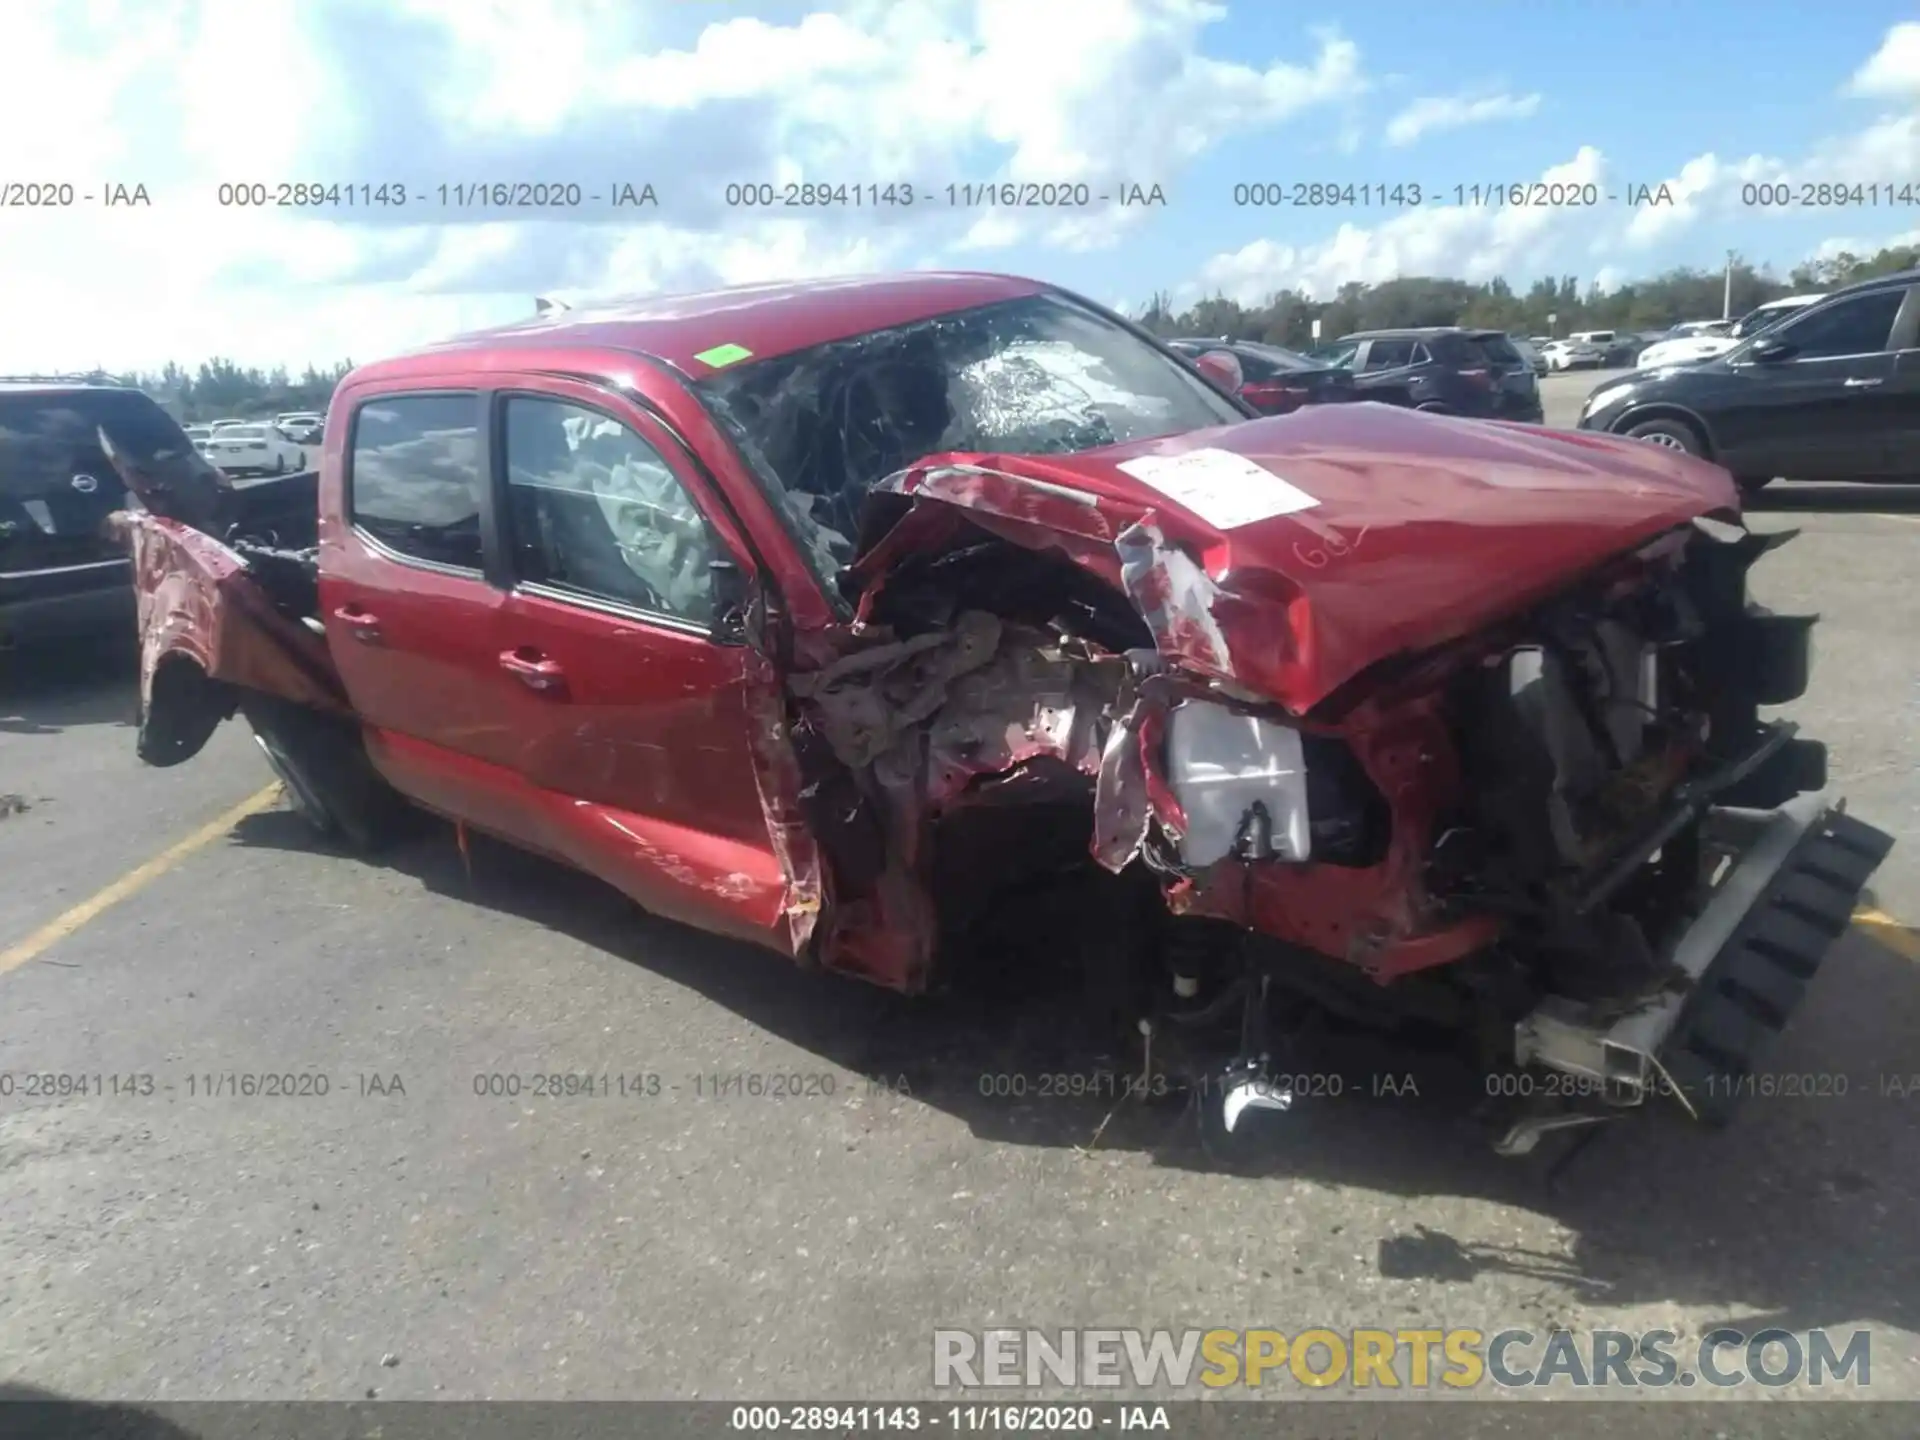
[1580,383,1633,420]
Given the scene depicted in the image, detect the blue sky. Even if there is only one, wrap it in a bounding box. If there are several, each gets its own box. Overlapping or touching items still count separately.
[3,0,1917,372]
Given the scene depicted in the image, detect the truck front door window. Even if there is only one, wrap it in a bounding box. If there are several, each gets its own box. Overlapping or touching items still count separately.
[348,395,483,570]
[501,396,716,625]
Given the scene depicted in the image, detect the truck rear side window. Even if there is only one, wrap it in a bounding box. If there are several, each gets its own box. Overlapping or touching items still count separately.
[348,394,483,570]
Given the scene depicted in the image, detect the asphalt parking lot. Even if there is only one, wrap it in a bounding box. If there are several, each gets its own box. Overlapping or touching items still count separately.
[3,372,1919,1408]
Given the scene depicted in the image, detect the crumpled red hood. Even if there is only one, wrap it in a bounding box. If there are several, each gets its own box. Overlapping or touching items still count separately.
[888,403,1740,712]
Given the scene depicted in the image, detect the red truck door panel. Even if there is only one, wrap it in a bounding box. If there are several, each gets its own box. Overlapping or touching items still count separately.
[319,386,536,843]
[485,383,795,954]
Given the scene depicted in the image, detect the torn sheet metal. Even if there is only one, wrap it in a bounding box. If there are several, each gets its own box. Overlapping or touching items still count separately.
[871,408,1743,713]
[742,647,825,957]
[128,511,345,720]
[1115,520,1236,685]
[786,604,1132,992]
[1152,691,1500,979]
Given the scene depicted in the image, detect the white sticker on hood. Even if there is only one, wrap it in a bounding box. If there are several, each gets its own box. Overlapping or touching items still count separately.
[1115,447,1319,530]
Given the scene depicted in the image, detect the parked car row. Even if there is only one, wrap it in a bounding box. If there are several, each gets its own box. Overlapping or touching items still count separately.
[1537,331,1649,371]
[1172,326,1542,423]
[182,415,324,475]
[1634,295,1825,369]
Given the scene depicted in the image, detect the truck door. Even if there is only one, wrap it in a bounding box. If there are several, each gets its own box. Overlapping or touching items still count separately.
[318,385,537,843]
[482,380,797,955]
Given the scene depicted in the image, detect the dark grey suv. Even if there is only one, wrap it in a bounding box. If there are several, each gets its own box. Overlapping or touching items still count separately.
[0,381,199,650]
[1320,328,1545,423]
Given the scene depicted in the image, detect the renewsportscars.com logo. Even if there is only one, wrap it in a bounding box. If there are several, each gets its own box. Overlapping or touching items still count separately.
[932,1327,1873,1391]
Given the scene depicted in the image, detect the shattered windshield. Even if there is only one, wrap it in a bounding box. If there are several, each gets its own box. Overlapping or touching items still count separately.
[694,292,1243,590]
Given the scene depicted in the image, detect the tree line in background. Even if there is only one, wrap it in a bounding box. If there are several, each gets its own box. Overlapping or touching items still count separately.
[54,239,1920,413]
[1132,241,1920,349]
[61,357,357,424]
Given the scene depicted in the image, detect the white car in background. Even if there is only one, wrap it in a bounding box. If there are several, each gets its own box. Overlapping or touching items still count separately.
[1539,338,1604,371]
[202,421,307,476]
[1636,295,1826,369]
[1665,319,1734,341]
[275,411,324,444]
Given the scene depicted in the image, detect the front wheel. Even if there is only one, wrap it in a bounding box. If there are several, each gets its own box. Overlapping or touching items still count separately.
[1622,418,1705,456]
[272,454,286,474]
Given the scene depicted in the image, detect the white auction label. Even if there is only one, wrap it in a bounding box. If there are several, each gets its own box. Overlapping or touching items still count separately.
[1115,447,1320,529]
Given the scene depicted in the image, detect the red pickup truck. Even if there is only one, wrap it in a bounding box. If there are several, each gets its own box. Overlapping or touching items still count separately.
[106,271,1890,1155]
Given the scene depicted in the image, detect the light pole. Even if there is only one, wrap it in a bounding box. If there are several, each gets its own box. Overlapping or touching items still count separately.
[1723,251,1736,321]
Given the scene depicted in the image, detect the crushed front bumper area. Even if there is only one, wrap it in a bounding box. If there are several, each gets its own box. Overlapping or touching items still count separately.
[1514,794,1894,1130]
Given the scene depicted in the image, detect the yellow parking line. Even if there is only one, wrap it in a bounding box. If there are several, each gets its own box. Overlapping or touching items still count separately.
[1854,908,1920,963]
[0,783,283,975]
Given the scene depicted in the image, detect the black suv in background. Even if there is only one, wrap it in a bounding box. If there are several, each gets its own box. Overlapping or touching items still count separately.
[1576,267,1920,495]
[0,382,199,651]
[1320,328,1544,422]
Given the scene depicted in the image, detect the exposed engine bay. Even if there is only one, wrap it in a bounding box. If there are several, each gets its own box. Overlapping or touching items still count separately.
[762,499,1886,1158]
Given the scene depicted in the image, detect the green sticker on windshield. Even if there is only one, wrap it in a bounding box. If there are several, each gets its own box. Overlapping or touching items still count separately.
[694,342,753,369]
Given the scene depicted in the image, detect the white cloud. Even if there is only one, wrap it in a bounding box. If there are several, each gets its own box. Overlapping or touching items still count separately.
[1845,21,1920,100]
[1808,225,1920,263]
[1382,90,1539,147]
[0,0,1366,372]
[1185,20,1920,307]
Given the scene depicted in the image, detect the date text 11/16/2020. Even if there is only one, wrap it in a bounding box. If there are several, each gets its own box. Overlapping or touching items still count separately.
[1230,181,1681,209]
[1,1071,865,1101]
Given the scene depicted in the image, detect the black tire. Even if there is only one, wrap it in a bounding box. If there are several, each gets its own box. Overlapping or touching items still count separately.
[1735,474,1774,497]
[294,450,306,470]
[240,694,413,852]
[272,454,286,475]
[1622,417,1705,457]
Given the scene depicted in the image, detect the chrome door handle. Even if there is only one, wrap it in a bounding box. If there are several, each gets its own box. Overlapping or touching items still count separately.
[332,605,383,644]
[1843,377,1884,388]
[499,648,567,694]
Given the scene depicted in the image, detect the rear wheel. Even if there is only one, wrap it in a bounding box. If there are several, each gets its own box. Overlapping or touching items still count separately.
[1622,417,1705,456]
[241,694,414,852]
